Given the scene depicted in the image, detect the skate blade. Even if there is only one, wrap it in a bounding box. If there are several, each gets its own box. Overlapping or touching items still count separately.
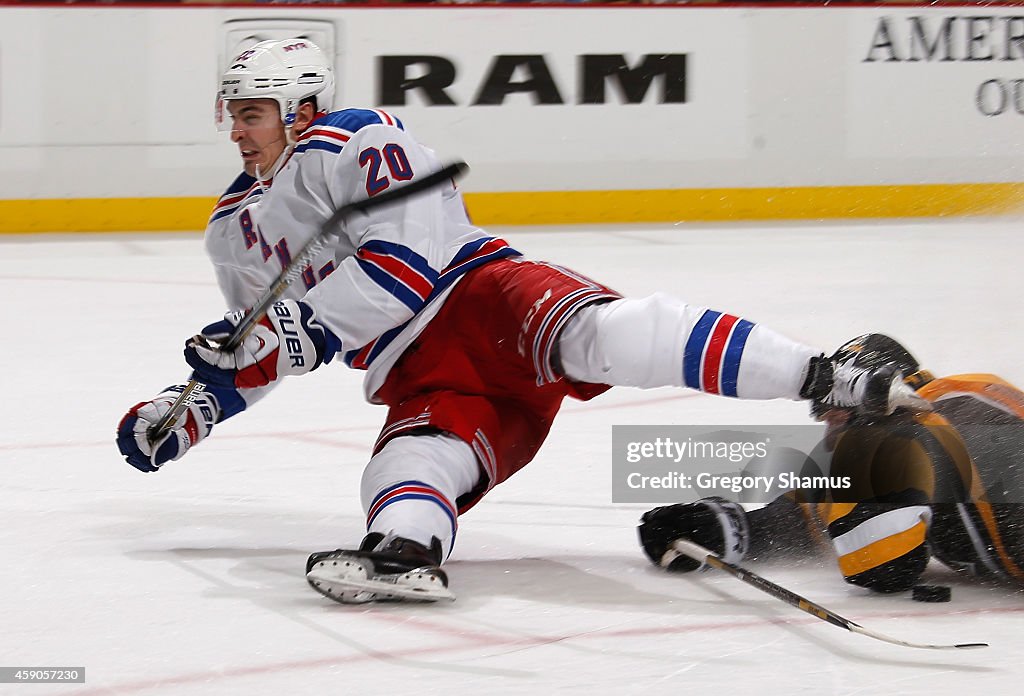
[306,564,455,604]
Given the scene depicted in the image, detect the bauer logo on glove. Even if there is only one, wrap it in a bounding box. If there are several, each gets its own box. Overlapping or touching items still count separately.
[116,385,220,473]
[184,299,338,390]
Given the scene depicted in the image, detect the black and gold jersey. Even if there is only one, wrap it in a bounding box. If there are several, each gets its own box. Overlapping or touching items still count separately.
[749,374,1024,590]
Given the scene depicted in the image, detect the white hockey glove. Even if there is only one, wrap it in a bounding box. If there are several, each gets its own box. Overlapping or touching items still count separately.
[184,300,339,390]
[116,385,219,473]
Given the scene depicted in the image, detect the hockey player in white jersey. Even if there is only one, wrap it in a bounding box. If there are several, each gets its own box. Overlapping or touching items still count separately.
[116,39,926,604]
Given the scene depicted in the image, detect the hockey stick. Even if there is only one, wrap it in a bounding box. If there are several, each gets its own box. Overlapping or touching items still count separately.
[146,161,469,444]
[664,539,988,651]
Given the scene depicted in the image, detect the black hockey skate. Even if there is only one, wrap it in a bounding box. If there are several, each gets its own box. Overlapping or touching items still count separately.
[305,533,453,604]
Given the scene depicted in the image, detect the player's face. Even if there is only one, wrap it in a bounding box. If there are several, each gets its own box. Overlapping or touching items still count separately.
[226,99,287,177]
[821,408,852,429]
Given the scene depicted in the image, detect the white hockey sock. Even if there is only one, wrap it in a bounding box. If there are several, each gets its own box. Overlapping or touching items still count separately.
[558,295,819,400]
[360,433,480,561]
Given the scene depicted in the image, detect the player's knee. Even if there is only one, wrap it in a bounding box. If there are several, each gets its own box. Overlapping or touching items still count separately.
[559,293,692,387]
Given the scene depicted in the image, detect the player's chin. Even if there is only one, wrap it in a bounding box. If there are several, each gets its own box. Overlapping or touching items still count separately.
[238,151,261,176]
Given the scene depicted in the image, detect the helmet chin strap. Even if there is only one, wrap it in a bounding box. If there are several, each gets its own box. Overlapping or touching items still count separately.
[254,129,294,185]
[254,112,315,183]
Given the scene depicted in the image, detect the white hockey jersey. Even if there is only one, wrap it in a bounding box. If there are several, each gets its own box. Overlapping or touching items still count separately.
[204,108,520,406]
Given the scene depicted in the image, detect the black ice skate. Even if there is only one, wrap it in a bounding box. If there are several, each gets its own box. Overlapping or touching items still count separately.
[305,533,453,604]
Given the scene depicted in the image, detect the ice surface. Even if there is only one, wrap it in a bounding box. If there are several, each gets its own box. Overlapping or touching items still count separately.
[1,219,1021,695]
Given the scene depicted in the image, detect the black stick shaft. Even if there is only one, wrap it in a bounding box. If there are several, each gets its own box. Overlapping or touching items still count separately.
[701,551,852,630]
[668,539,987,650]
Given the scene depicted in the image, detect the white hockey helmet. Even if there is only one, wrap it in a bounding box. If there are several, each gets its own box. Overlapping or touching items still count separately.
[216,38,334,131]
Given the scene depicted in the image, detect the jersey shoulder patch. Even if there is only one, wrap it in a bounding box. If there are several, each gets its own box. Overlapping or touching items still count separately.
[295,109,405,155]
[221,171,257,198]
[210,171,258,222]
